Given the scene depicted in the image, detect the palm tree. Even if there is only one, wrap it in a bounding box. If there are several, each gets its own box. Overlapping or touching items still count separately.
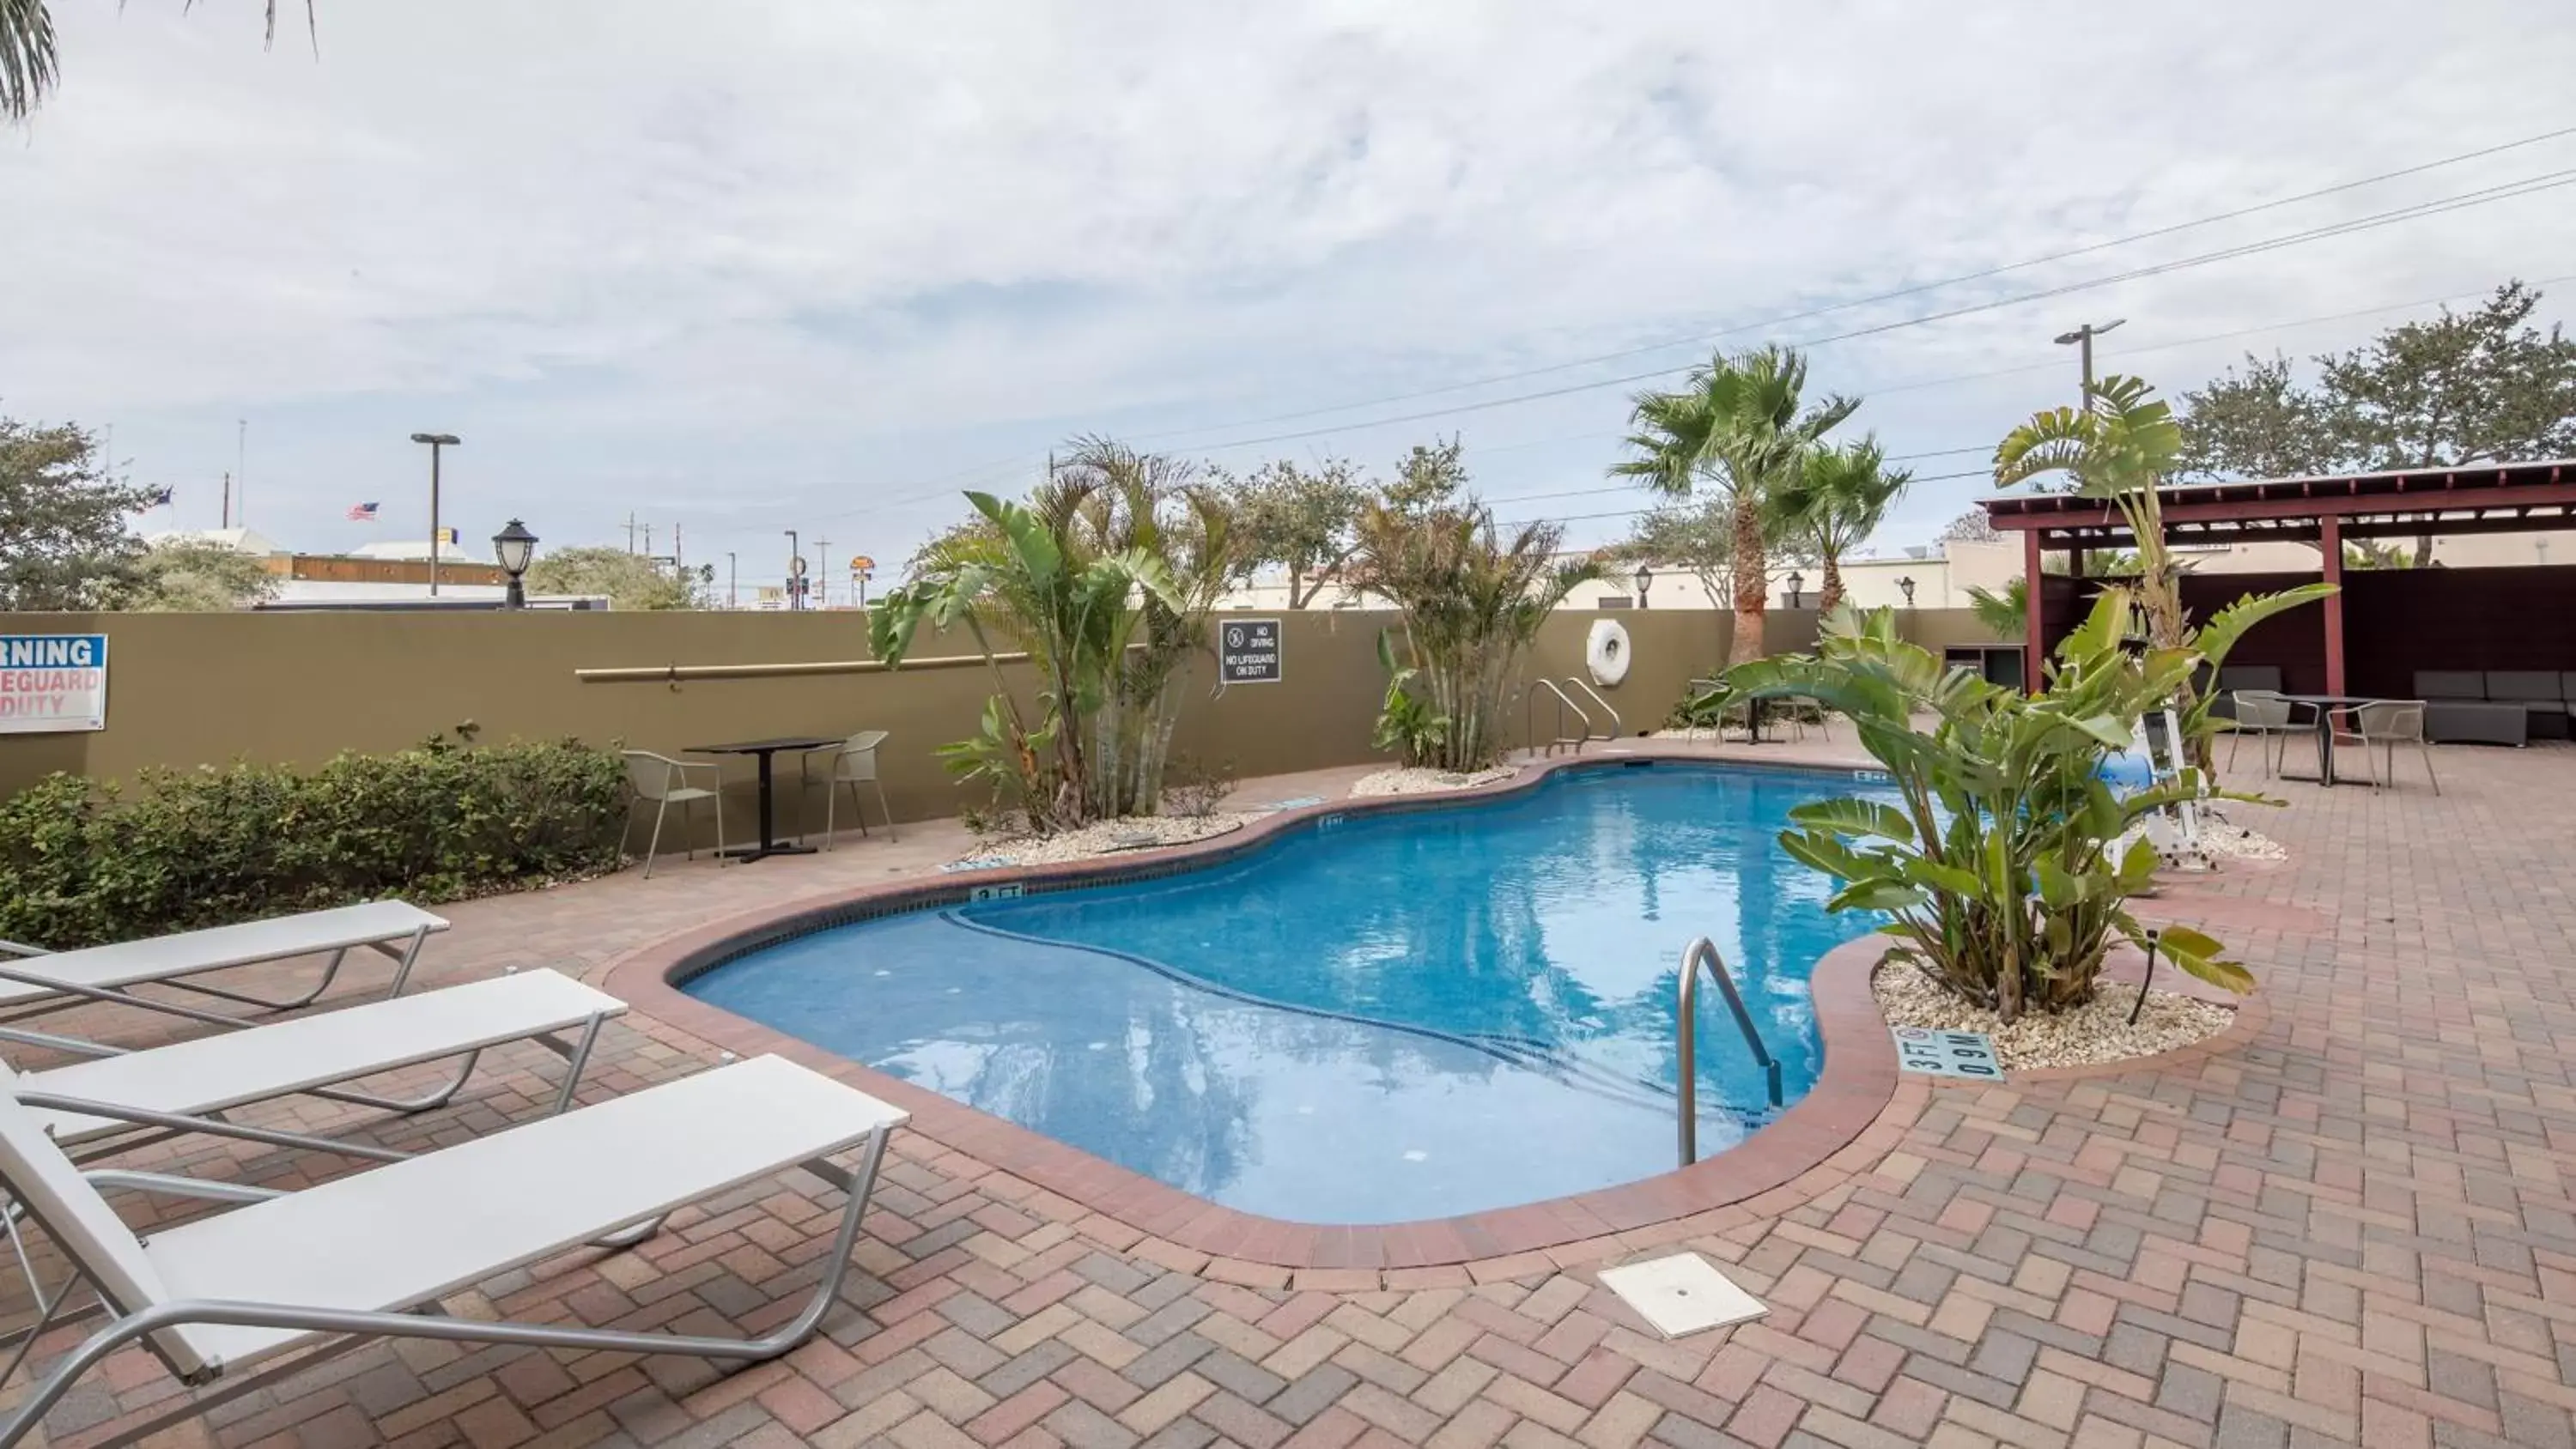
[1965,579,2026,640]
[1612,346,1857,667]
[1766,438,1911,615]
[5,0,306,123]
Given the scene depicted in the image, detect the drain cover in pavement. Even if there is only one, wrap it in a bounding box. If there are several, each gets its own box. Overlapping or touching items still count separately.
[1597,1253,1767,1338]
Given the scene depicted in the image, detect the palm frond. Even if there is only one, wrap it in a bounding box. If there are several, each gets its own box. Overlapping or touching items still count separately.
[2,0,59,123]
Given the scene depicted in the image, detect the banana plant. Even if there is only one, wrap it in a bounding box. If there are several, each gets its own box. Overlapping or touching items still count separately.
[1722,597,2273,1022]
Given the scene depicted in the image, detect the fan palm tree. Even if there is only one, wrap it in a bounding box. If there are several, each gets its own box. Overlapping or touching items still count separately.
[1766,437,1911,615]
[5,0,307,123]
[1611,346,1857,666]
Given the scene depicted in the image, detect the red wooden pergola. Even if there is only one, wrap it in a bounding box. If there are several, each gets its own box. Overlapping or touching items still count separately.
[1982,460,2576,694]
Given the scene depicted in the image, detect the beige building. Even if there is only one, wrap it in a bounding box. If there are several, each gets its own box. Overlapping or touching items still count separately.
[1215,529,2567,614]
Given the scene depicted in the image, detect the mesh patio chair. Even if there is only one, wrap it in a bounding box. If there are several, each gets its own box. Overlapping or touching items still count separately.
[799,731,896,846]
[2223,690,2310,780]
[621,751,726,878]
[2343,700,2439,795]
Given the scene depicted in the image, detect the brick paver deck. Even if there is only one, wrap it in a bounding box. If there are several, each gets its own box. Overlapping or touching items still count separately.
[7,737,2575,1448]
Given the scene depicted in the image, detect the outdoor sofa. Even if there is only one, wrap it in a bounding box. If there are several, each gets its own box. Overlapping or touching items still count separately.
[2413,671,2576,745]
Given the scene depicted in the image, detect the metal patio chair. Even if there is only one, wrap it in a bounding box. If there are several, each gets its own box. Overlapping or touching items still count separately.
[2342,700,2439,795]
[798,731,896,846]
[2222,689,2309,780]
[620,750,726,878]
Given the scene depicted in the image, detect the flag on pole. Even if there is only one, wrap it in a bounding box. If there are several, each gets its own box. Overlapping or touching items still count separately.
[435,526,459,544]
[347,501,380,521]
[145,487,174,508]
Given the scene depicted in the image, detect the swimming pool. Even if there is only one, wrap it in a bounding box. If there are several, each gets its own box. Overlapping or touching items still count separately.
[683,761,1887,1224]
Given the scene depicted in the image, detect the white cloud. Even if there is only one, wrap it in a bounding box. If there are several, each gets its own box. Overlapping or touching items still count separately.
[4,0,2573,575]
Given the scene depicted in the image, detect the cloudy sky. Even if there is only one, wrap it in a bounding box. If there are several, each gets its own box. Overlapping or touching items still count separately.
[7,1,2575,597]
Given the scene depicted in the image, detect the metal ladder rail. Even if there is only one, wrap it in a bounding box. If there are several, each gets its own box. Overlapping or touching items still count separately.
[1674,937,1783,1166]
[1561,678,1621,742]
[1525,679,1593,757]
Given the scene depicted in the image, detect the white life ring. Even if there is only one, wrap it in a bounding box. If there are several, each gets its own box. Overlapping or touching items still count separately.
[1586,618,1632,688]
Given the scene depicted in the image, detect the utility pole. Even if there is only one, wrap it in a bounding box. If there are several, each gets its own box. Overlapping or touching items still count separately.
[220,472,232,530]
[2053,318,2125,393]
[642,524,653,559]
[623,512,639,553]
[408,433,461,596]
[813,537,831,609]
[726,552,738,609]
[672,523,683,570]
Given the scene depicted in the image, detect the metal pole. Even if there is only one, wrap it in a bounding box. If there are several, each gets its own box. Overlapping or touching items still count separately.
[727,552,738,609]
[427,444,441,597]
[786,530,800,610]
[813,537,830,609]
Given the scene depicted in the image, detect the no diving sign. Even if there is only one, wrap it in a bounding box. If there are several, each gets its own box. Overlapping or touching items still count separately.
[1892,1027,2003,1080]
[1220,618,1282,683]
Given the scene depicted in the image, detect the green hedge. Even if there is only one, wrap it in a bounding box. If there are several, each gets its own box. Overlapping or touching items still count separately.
[0,737,628,949]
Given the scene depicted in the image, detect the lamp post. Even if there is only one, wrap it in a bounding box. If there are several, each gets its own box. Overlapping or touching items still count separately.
[1784,571,1804,609]
[491,519,537,609]
[2052,319,2125,392]
[408,433,460,595]
[1898,575,1917,608]
[1632,563,1653,609]
[785,530,803,609]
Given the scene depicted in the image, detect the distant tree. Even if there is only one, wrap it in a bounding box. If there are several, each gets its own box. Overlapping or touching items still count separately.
[1607,497,1740,607]
[523,546,698,609]
[0,416,153,610]
[2180,281,2576,563]
[111,540,278,610]
[1382,436,1469,514]
[1215,456,1370,606]
[1937,509,2001,544]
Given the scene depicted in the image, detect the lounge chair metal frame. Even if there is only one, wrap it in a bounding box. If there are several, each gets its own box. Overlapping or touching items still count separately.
[0,1062,895,1449]
[0,907,440,1031]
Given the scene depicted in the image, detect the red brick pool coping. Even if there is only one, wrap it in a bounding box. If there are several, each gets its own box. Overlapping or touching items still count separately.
[602,748,2252,1276]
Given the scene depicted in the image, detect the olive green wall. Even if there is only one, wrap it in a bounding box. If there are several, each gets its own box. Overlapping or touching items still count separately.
[0,608,1997,833]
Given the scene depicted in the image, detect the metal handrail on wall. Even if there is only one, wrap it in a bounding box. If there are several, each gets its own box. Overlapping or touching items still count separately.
[1674,936,1783,1166]
[1561,677,1621,741]
[1525,679,1592,756]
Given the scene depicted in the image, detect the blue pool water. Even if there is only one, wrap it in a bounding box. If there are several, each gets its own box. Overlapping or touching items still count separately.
[686,762,1885,1223]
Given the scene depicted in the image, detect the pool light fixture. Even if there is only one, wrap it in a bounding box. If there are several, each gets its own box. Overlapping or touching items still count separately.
[492,518,538,609]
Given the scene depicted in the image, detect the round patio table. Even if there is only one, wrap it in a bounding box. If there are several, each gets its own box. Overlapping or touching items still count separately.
[2275,694,2376,787]
[688,736,840,860]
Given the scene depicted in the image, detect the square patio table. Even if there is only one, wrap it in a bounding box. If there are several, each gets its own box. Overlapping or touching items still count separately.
[687,736,841,861]
[2275,694,2376,787]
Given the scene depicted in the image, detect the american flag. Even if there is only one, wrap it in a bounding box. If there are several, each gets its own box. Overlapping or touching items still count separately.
[347,501,380,521]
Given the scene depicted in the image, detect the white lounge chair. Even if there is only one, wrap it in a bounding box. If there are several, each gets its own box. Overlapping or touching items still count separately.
[9,968,623,1161]
[0,1054,905,1448]
[0,901,447,1033]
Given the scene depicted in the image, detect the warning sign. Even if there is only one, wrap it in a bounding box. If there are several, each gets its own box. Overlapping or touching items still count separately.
[1219,619,1282,684]
[0,634,108,734]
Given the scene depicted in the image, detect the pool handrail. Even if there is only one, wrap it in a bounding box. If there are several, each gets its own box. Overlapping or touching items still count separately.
[1560,678,1621,742]
[1674,936,1783,1165]
[1526,679,1593,757]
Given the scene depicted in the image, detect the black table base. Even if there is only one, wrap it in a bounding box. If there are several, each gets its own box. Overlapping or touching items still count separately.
[690,737,840,862]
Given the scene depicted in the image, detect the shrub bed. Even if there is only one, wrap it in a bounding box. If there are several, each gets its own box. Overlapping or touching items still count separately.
[0,737,627,949]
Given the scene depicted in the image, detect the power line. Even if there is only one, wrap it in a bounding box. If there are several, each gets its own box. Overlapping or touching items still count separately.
[1121,123,2576,444]
[769,149,2576,530]
[1494,470,1991,532]
[1170,168,2576,457]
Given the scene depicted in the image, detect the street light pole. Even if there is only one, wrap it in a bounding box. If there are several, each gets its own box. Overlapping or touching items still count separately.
[408,433,460,596]
[2052,319,2125,393]
[785,530,801,610]
[726,552,738,609]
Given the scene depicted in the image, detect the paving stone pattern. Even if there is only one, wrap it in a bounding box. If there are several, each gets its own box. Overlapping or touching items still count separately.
[6,740,2576,1446]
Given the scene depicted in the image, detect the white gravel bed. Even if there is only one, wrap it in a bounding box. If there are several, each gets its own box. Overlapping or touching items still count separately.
[1349,764,1520,797]
[1873,961,2235,1071]
[2200,818,2287,861]
[953,813,1256,869]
